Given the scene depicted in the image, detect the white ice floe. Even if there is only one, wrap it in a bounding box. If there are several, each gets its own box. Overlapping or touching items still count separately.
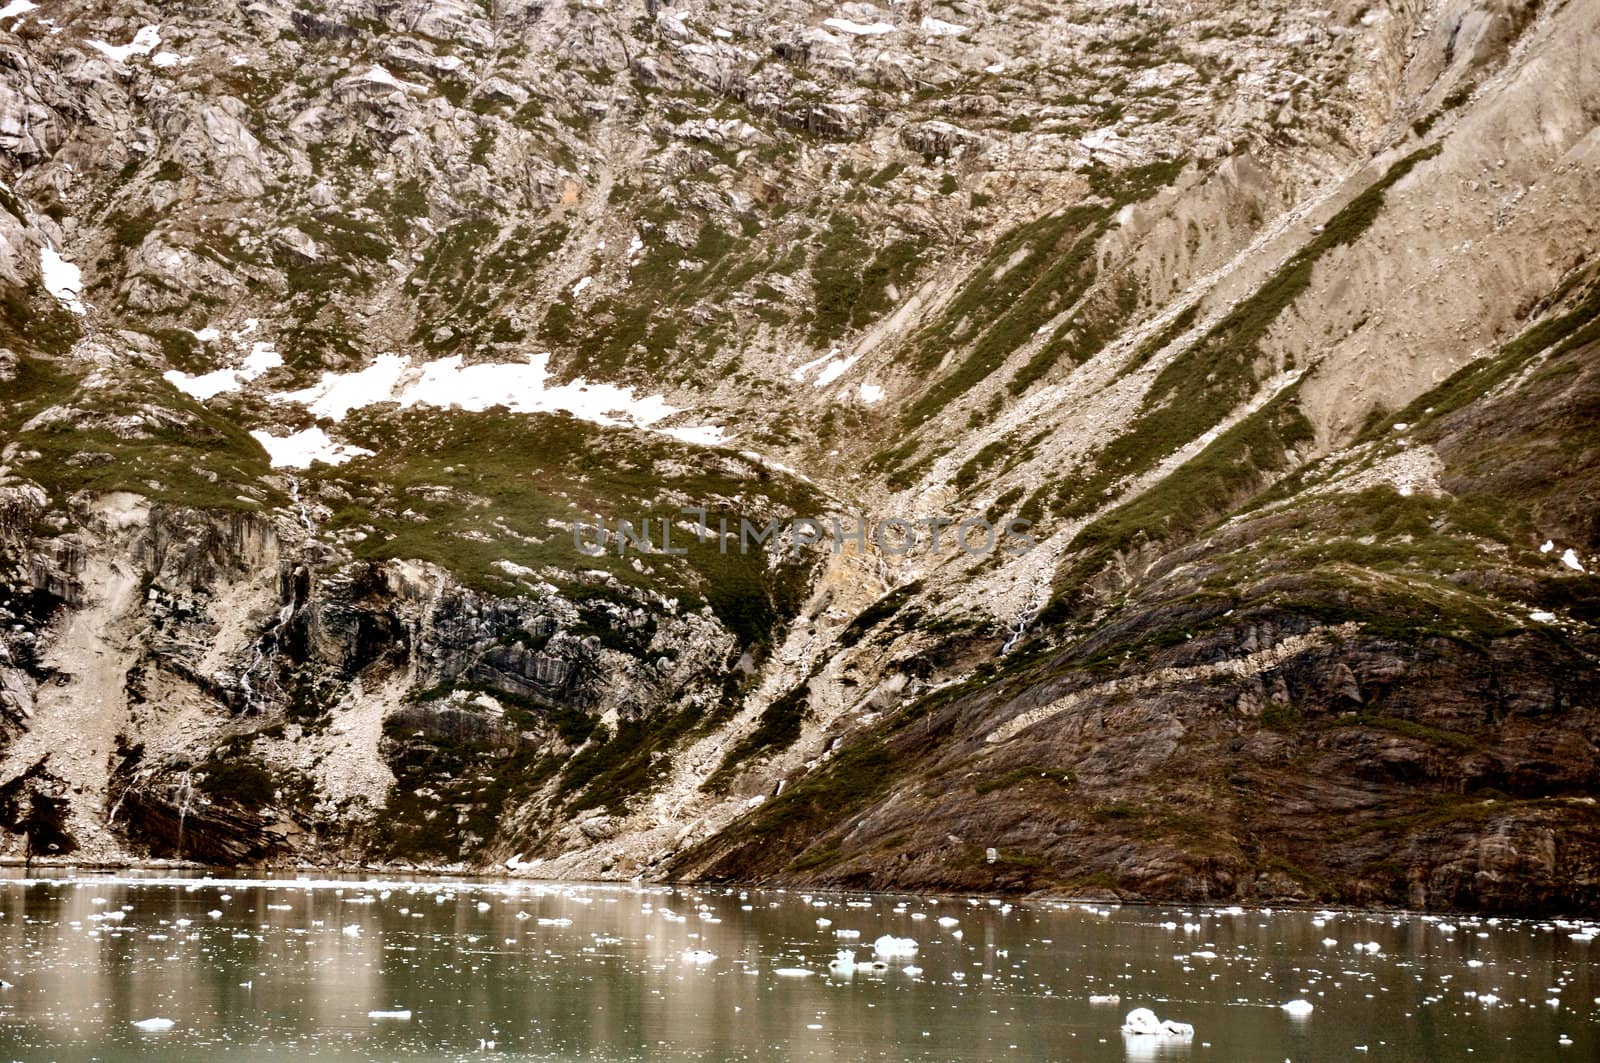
[132,1018,175,1032]
[823,17,896,36]
[1560,549,1585,573]
[1088,994,1122,1005]
[270,352,724,446]
[87,25,161,63]
[681,949,717,964]
[38,246,86,315]
[937,916,960,929]
[873,934,919,958]
[368,1009,412,1020]
[340,924,362,937]
[774,967,814,977]
[828,949,888,975]
[0,0,37,21]
[250,427,374,469]
[1281,999,1314,1017]
[1122,1008,1193,1038]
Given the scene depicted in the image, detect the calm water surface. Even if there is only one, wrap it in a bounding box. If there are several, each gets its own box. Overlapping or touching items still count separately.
[0,871,1593,1060]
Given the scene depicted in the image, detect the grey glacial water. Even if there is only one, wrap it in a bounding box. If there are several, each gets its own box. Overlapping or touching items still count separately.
[0,872,1593,1061]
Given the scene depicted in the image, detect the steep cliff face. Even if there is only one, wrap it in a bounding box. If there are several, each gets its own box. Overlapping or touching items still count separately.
[0,0,1595,910]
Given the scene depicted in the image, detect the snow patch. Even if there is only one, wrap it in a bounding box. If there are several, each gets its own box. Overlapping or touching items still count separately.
[920,16,967,35]
[813,353,860,387]
[164,342,282,400]
[823,17,896,36]
[86,25,161,63]
[270,353,723,446]
[858,382,885,404]
[1560,549,1585,573]
[250,427,374,470]
[360,65,426,93]
[38,246,86,314]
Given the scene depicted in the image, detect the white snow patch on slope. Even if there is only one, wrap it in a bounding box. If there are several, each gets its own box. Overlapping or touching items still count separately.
[38,246,86,314]
[859,382,885,403]
[271,353,723,444]
[814,353,860,387]
[86,25,160,63]
[920,16,967,35]
[164,342,282,400]
[360,64,426,93]
[150,51,185,68]
[1561,549,1586,573]
[824,17,896,36]
[250,427,374,469]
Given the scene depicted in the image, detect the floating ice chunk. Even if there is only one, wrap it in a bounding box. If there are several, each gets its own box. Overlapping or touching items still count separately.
[816,918,832,928]
[775,967,813,977]
[132,1018,175,1032]
[38,246,86,315]
[1088,994,1122,1005]
[937,916,960,929]
[835,928,860,939]
[873,934,919,958]
[1560,549,1585,572]
[1281,999,1314,1017]
[341,924,362,937]
[1122,1008,1193,1038]
[682,949,717,964]
[476,901,491,912]
[1362,941,1382,953]
[1322,937,1338,947]
[368,1009,412,1020]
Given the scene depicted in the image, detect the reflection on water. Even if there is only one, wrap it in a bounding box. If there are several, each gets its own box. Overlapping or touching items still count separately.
[0,871,1593,1060]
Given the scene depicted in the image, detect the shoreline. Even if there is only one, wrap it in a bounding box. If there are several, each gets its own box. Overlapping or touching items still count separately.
[2,857,1592,920]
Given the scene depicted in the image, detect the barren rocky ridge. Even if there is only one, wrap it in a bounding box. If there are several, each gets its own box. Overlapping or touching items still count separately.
[0,0,1596,911]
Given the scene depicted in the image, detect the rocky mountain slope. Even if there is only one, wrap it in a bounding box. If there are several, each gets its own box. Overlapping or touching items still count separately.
[0,0,1596,912]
